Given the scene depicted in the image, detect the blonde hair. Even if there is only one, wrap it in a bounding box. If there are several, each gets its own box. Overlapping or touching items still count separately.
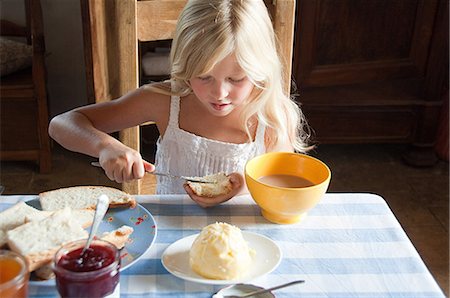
[146,0,311,152]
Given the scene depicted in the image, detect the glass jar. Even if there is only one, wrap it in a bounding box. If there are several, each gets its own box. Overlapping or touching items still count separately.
[53,239,120,298]
[0,250,29,298]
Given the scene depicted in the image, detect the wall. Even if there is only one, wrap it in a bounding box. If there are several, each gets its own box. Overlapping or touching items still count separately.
[1,0,88,117]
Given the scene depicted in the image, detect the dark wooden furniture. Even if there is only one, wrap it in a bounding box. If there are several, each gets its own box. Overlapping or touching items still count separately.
[0,0,51,173]
[293,0,448,166]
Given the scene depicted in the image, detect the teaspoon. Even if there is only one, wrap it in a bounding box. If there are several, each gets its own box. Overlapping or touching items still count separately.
[80,194,109,256]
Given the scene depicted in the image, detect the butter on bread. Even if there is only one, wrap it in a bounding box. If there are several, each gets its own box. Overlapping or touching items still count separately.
[187,172,232,197]
[7,207,88,271]
[39,186,136,210]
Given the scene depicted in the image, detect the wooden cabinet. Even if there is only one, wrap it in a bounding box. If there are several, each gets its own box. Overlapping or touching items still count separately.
[0,0,51,173]
[293,0,448,165]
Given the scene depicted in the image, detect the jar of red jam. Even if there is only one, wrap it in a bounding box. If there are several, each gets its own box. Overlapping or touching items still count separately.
[53,239,120,298]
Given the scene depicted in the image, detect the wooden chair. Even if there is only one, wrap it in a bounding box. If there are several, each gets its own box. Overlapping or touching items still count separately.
[0,0,51,173]
[82,0,296,194]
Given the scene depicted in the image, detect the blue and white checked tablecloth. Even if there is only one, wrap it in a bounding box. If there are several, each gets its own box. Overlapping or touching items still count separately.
[0,193,445,298]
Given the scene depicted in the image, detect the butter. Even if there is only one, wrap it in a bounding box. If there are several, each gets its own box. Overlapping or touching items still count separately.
[189,222,253,280]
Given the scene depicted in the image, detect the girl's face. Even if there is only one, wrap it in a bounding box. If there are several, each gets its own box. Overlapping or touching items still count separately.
[189,54,254,117]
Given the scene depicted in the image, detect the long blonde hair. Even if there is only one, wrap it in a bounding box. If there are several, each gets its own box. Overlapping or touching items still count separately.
[146,0,311,152]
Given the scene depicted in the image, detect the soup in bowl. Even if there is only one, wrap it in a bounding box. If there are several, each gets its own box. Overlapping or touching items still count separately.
[245,152,331,224]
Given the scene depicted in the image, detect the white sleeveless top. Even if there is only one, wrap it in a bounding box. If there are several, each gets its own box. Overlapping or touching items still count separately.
[155,96,266,194]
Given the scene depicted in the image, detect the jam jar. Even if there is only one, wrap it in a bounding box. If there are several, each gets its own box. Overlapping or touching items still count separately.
[53,239,120,298]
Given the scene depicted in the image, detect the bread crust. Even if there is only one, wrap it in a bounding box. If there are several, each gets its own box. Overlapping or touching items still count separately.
[39,186,136,210]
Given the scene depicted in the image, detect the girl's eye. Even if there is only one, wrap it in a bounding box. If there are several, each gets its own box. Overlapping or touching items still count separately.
[229,77,245,83]
[198,76,211,82]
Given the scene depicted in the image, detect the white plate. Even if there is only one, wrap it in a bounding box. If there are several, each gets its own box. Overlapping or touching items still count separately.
[161,231,281,285]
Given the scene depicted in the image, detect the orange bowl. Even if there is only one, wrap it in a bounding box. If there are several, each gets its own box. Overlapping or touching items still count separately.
[245,152,331,224]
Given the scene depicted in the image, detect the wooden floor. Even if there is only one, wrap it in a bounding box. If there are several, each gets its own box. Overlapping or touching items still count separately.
[1,143,448,296]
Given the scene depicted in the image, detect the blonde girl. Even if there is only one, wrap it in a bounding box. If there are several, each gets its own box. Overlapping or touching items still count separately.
[49,0,311,207]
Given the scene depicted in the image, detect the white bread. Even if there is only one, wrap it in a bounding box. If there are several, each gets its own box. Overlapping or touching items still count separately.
[39,186,136,211]
[0,202,50,247]
[33,262,54,280]
[23,209,95,229]
[187,172,232,197]
[7,207,88,271]
[34,225,134,280]
[100,225,134,250]
[0,201,48,231]
[0,230,6,248]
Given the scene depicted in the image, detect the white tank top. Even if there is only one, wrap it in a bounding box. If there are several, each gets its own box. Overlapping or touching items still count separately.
[155,96,266,194]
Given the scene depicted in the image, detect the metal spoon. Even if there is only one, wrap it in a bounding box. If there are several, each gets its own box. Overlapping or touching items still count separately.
[80,194,109,256]
[213,280,305,298]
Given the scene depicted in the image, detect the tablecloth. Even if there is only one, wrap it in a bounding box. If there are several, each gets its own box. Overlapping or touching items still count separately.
[0,193,445,298]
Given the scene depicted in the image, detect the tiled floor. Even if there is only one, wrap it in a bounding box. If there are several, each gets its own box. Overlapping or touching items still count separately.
[1,143,448,296]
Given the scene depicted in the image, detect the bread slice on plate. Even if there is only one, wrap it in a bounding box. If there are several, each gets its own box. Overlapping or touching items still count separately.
[7,207,88,271]
[0,202,50,247]
[187,172,232,197]
[100,225,134,250]
[39,186,136,211]
[0,201,48,231]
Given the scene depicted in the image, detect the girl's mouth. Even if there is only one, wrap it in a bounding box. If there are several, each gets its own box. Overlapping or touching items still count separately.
[211,102,230,111]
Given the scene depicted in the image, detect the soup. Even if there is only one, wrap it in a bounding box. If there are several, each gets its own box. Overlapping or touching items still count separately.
[258,174,315,188]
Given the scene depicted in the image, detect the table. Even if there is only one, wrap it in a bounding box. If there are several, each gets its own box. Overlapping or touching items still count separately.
[0,193,445,298]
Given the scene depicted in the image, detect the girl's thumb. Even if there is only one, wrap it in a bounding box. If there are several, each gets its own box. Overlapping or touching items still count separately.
[143,160,155,172]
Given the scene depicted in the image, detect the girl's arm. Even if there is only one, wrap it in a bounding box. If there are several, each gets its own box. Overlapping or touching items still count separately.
[49,88,168,182]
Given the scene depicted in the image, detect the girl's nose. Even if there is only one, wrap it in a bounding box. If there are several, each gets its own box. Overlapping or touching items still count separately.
[211,81,229,100]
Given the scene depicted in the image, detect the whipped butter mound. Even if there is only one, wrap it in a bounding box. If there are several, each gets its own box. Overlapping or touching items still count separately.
[189,222,253,280]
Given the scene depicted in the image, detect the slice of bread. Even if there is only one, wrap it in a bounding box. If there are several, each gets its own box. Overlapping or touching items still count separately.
[100,225,134,250]
[0,230,6,248]
[7,207,88,271]
[187,172,232,197]
[39,186,136,211]
[0,201,48,231]
[33,261,54,280]
[24,209,95,229]
[0,202,50,247]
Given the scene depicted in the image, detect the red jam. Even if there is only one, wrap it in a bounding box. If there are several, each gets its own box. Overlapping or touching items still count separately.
[58,245,115,272]
[54,240,120,298]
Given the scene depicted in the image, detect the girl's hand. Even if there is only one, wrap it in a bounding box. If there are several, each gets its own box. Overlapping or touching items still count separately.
[184,173,245,208]
[98,145,155,183]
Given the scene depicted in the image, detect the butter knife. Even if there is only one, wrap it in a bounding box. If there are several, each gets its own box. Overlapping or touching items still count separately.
[91,161,217,184]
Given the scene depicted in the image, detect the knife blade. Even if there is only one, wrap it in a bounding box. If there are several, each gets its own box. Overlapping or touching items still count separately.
[90,161,217,184]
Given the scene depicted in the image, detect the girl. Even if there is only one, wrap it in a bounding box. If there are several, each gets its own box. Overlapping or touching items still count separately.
[49,0,312,207]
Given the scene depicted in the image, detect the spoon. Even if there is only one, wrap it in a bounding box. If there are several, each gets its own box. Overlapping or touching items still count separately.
[213,280,305,298]
[80,194,109,256]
